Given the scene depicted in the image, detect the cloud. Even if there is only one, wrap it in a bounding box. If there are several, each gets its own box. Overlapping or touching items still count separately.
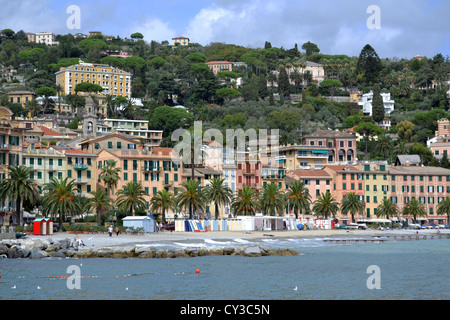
[130,18,177,43]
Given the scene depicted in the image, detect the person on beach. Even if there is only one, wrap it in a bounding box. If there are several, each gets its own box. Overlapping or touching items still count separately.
[116,226,120,236]
[108,225,113,237]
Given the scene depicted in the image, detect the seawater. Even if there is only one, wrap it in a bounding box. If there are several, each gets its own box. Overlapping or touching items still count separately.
[0,238,448,300]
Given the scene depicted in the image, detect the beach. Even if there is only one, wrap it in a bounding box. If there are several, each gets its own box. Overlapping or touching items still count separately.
[47,228,450,249]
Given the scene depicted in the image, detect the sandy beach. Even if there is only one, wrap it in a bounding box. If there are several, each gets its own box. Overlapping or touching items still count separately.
[44,228,450,249]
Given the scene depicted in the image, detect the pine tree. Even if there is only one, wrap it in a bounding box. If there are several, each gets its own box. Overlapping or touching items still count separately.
[357,44,382,84]
[278,68,290,99]
[372,84,385,123]
[441,153,450,169]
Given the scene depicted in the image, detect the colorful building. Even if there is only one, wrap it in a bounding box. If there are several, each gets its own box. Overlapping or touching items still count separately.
[304,130,357,164]
[172,36,190,46]
[55,60,132,97]
[205,61,233,75]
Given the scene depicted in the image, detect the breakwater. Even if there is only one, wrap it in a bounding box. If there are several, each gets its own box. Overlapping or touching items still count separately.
[0,238,299,259]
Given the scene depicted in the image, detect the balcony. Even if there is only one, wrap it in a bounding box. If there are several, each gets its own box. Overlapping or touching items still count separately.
[74,178,88,184]
[48,165,57,171]
[163,180,174,187]
[261,174,286,180]
[296,153,329,159]
[0,144,11,151]
[142,165,161,172]
[73,163,89,170]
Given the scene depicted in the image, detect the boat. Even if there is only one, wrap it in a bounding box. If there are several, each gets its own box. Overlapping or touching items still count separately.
[15,232,26,239]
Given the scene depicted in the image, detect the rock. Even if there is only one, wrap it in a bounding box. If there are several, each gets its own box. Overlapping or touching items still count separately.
[49,251,67,258]
[0,243,9,254]
[244,246,262,257]
[45,244,61,252]
[20,248,31,258]
[58,239,71,250]
[7,246,24,259]
[30,249,49,259]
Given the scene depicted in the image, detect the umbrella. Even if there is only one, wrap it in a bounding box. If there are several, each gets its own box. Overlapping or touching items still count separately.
[297,223,304,230]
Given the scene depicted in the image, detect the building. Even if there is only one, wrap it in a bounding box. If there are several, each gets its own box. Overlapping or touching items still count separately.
[79,131,141,155]
[430,142,450,161]
[7,91,36,107]
[395,155,421,166]
[96,147,182,211]
[101,118,162,146]
[52,146,98,198]
[389,166,450,225]
[55,60,132,98]
[303,130,358,164]
[436,118,450,138]
[35,32,59,46]
[270,61,325,88]
[25,32,36,42]
[0,106,27,225]
[358,91,395,117]
[172,36,190,46]
[22,146,66,195]
[205,61,233,75]
[277,145,330,171]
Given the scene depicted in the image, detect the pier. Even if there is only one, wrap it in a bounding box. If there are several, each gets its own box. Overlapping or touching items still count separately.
[323,234,449,244]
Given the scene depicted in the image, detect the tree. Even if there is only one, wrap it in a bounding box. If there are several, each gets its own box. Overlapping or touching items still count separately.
[42,177,78,231]
[402,198,427,224]
[320,79,343,100]
[357,44,382,84]
[436,196,450,225]
[177,180,205,219]
[232,186,259,217]
[371,84,385,123]
[259,183,285,216]
[313,192,339,219]
[302,41,320,57]
[115,181,147,216]
[150,189,174,225]
[88,189,112,226]
[340,192,365,223]
[355,122,385,160]
[376,198,399,220]
[99,160,121,197]
[203,177,233,219]
[396,120,415,142]
[74,82,103,94]
[130,32,144,40]
[36,87,56,114]
[216,88,241,101]
[286,181,311,218]
[0,166,40,226]
[278,67,290,99]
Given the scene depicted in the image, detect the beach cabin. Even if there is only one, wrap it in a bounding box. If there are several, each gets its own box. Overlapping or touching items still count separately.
[33,218,47,235]
[122,216,156,233]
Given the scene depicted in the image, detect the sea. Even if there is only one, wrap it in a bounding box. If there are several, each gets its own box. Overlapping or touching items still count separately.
[0,236,448,304]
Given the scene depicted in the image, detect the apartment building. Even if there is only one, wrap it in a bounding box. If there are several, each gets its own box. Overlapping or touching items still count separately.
[101,119,162,146]
[277,145,330,171]
[52,146,98,198]
[55,60,132,97]
[35,32,59,46]
[7,91,36,107]
[389,166,450,225]
[205,61,233,75]
[80,131,141,155]
[304,130,357,164]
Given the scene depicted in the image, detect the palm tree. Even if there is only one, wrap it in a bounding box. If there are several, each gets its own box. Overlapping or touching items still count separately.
[340,192,365,223]
[232,186,259,217]
[402,199,427,224]
[376,198,399,220]
[436,196,450,225]
[286,181,311,219]
[115,181,147,216]
[150,189,174,224]
[259,183,285,216]
[313,192,339,220]
[177,180,205,219]
[203,177,233,219]
[88,189,112,226]
[99,160,121,197]
[42,177,78,231]
[0,166,40,226]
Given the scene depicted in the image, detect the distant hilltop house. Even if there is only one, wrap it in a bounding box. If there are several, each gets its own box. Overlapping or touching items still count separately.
[25,32,59,46]
[172,36,190,46]
[101,50,132,59]
[55,59,132,98]
[88,31,114,41]
[269,61,325,87]
[205,61,233,75]
[358,91,395,117]
[6,91,35,107]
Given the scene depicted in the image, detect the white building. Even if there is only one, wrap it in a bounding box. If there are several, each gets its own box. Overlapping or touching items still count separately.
[35,32,59,46]
[358,91,395,117]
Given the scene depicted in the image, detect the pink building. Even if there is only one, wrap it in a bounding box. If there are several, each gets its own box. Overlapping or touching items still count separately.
[286,169,332,207]
[205,61,233,75]
[430,142,450,160]
[303,130,357,163]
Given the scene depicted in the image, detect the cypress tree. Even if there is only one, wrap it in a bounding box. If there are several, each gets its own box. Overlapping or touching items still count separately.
[372,84,385,123]
[278,68,290,99]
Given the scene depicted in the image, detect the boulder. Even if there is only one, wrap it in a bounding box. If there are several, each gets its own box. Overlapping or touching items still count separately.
[45,244,61,252]
[30,249,49,259]
[0,243,9,254]
[244,246,262,257]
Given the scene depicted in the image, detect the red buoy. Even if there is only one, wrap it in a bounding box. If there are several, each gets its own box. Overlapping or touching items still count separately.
[195,268,200,274]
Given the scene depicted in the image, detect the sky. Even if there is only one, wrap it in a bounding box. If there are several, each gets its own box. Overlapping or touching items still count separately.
[1,0,449,59]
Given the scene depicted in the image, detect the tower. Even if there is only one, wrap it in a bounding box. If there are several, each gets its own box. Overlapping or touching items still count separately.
[82,96,98,138]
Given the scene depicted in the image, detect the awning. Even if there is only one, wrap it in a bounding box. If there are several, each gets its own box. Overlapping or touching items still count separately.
[312,150,329,154]
[368,218,392,223]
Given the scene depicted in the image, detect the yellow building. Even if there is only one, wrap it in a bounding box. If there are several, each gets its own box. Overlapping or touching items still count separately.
[55,60,132,98]
[7,91,36,107]
[172,36,190,46]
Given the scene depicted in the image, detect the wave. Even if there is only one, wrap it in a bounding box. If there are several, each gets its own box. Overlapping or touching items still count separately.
[233,238,252,244]
[204,239,234,246]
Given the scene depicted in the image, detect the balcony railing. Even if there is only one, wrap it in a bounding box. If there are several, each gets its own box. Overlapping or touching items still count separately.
[142,165,161,172]
[74,178,88,184]
[0,144,11,151]
[74,163,89,170]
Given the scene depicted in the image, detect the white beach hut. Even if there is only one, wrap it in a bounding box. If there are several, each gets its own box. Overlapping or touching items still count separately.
[122,216,157,233]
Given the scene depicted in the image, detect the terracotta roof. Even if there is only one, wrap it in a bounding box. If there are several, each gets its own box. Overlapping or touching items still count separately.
[289,170,331,178]
[38,126,63,137]
[205,61,232,64]
[53,146,96,156]
[324,165,359,172]
[305,130,355,139]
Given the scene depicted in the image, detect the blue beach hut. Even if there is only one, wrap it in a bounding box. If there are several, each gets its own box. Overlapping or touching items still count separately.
[122,216,156,233]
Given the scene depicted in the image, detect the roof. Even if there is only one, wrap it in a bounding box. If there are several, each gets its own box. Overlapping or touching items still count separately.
[395,155,421,165]
[52,146,96,156]
[195,167,223,176]
[289,169,331,178]
[389,166,450,175]
[324,165,360,172]
[172,36,189,40]
[305,130,355,139]
[38,126,63,137]
[80,131,141,145]
[205,61,232,65]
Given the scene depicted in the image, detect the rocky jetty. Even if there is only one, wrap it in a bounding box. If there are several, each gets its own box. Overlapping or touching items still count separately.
[0,238,299,259]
